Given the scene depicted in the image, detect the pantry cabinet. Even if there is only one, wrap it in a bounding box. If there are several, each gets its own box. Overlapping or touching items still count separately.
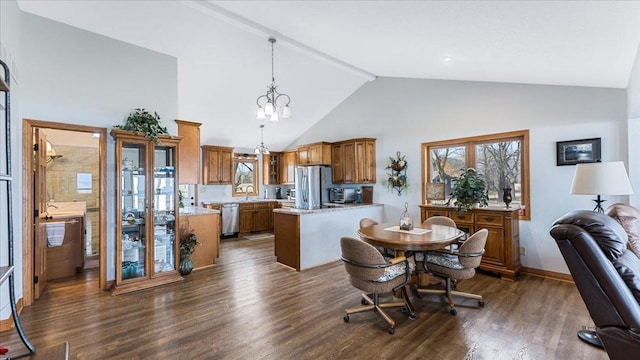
[279,150,297,185]
[111,129,183,295]
[202,145,233,185]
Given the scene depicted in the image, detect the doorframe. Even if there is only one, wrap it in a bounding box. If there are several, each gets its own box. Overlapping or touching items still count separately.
[22,119,108,306]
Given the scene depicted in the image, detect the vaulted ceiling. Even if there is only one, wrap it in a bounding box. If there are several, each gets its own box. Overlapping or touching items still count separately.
[17,1,640,150]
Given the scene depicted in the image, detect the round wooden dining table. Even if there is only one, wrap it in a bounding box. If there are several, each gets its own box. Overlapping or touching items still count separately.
[357,222,465,255]
[357,222,465,318]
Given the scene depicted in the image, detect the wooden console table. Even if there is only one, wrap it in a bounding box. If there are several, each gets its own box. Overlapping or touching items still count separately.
[419,205,521,281]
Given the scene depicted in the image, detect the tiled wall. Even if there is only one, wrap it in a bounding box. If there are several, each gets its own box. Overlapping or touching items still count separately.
[46,145,99,254]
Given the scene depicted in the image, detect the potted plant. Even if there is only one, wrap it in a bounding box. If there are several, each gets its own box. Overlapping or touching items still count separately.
[114,108,169,143]
[447,167,489,213]
[179,228,199,275]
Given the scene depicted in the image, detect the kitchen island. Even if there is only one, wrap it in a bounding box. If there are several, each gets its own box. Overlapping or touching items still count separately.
[179,206,220,270]
[273,204,383,270]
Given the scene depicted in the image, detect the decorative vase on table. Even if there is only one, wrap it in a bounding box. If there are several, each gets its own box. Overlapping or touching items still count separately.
[179,254,193,275]
[503,187,513,209]
[399,202,414,230]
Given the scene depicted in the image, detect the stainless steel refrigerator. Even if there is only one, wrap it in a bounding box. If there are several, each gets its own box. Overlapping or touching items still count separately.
[295,166,329,209]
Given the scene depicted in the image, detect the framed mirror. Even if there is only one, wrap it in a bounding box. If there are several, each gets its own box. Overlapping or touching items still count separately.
[232,153,258,197]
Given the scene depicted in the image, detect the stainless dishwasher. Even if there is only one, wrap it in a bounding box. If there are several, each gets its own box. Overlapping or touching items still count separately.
[221,203,239,238]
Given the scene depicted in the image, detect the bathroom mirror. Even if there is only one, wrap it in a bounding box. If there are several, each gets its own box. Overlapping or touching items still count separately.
[232,153,258,197]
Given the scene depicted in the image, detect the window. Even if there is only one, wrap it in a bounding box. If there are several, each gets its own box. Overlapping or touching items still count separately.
[77,173,92,194]
[422,130,530,220]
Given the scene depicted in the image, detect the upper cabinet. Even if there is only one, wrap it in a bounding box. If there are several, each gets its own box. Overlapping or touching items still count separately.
[176,120,201,184]
[263,152,280,185]
[202,145,233,185]
[332,138,376,184]
[111,129,183,295]
[297,142,332,166]
[279,150,297,185]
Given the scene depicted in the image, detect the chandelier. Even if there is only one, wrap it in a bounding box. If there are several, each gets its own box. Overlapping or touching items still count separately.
[256,37,291,122]
[254,124,270,155]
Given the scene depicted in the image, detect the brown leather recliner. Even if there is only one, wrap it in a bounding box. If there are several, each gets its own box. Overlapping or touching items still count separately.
[550,210,640,360]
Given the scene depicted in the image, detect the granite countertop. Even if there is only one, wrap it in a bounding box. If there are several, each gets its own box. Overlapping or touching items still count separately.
[179,206,220,215]
[273,203,383,214]
[202,199,294,205]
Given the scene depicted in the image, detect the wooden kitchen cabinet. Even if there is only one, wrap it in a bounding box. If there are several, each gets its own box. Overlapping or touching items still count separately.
[279,150,297,185]
[202,145,233,185]
[419,205,521,281]
[239,203,255,233]
[239,201,275,233]
[297,142,332,166]
[263,152,280,185]
[176,120,201,184]
[331,138,376,184]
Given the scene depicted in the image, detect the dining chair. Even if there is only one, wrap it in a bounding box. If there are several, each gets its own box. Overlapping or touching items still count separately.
[359,217,392,256]
[415,215,458,261]
[417,228,488,315]
[340,236,413,334]
[422,216,456,228]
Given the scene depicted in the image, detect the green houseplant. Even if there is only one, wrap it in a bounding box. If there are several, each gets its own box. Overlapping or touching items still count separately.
[114,108,169,143]
[447,167,489,213]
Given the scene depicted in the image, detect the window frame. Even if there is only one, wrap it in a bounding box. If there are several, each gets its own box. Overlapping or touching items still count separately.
[421,129,530,220]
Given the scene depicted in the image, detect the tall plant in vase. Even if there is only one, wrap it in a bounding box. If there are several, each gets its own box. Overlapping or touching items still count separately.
[179,224,199,275]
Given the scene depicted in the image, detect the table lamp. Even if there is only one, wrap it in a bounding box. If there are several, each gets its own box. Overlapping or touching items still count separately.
[426,182,446,205]
[570,161,634,213]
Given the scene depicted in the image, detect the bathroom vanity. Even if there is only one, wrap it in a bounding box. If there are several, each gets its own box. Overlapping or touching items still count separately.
[42,201,87,280]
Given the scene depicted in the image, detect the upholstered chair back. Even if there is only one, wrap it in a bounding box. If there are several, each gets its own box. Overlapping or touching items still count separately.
[606,203,640,259]
[458,229,488,268]
[340,236,386,281]
[422,216,456,228]
[359,218,379,229]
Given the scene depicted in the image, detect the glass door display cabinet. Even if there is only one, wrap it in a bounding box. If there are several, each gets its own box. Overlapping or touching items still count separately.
[111,129,183,295]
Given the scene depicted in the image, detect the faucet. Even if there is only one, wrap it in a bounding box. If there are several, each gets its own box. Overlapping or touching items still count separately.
[245,185,255,200]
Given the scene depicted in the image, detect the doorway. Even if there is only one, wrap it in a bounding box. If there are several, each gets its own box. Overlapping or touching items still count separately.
[22,119,107,306]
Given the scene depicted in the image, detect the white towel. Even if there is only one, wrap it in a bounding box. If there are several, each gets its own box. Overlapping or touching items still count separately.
[47,222,65,247]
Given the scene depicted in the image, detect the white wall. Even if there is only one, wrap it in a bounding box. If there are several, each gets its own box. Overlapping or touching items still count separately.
[627,44,640,207]
[17,13,178,288]
[292,77,627,274]
[0,0,23,322]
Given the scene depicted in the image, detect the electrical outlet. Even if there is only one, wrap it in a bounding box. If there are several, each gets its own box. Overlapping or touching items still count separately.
[520,246,526,256]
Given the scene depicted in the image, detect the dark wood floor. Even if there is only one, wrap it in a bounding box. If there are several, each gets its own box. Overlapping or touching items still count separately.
[2,236,607,359]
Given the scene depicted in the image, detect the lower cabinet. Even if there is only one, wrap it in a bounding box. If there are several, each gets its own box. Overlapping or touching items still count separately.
[201,203,223,236]
[240,201,275,233]
[181,212,220,269]
[419,205,521,281]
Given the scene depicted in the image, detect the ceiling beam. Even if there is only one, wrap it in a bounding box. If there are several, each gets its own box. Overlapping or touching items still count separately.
[182,0,377,82]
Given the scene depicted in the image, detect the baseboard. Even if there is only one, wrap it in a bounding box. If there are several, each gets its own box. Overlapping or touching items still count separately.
[0,297,23,331]
[521,266,574,283]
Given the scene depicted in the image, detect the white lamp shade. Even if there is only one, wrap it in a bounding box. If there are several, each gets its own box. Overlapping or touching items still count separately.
[570,161,634,195]
[269,110,279,123]
[282,105,291,119]
[256,107,266,120]
[264,102,274,116]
